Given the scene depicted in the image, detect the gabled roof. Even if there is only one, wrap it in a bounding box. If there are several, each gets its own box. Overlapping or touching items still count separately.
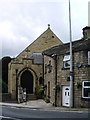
[43,38,90,57]
[16,26,63,59]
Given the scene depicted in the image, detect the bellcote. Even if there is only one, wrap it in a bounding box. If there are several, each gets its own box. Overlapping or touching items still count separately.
[48,24,50,29]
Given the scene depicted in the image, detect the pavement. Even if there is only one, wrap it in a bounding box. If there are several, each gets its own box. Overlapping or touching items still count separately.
[0,99,89,112]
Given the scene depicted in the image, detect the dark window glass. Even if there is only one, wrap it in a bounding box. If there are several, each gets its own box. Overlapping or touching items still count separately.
[65,88,69,90]
[39,77,43,85]
[84,82,90,86]
[84,88,90,97]
[64,61,70,68]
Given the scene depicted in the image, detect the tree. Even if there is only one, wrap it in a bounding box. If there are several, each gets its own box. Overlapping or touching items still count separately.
[1,56,12,93]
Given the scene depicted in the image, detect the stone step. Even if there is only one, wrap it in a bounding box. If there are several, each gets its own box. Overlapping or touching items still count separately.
[27,94,37,100]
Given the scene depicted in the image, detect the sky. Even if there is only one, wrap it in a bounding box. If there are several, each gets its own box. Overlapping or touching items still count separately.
[0,0,90,58]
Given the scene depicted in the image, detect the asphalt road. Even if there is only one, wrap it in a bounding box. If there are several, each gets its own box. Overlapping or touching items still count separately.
[0,106,89,120]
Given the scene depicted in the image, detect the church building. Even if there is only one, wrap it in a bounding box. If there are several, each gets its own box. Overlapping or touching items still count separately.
[8,25,63,101]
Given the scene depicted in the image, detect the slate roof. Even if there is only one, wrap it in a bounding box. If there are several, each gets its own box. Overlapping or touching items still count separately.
[28,53,43,64]
[43,38,90,57]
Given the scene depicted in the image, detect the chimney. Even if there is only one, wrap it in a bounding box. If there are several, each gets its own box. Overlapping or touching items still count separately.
[83,26,90,40]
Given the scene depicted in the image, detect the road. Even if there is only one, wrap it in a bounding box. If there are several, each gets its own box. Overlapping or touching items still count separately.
[0,106,89,120]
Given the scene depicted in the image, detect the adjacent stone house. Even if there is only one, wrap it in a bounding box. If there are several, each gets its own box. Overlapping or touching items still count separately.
[43,26,90,108]
[8,25,63,101]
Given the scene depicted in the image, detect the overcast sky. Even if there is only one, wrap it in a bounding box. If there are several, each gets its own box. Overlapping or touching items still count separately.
[0,0,89,58]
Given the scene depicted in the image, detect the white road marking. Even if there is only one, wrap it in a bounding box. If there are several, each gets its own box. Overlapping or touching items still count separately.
[0,115,21,120]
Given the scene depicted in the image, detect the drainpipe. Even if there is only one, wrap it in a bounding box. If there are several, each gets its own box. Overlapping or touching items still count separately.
[42,53,44,86]
[52,54,57,107]
[55,54,57,107]
[16,69,18,101]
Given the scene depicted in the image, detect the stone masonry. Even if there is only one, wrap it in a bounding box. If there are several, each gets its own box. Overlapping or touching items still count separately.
[43,26,90,108]
[8,25,63,100]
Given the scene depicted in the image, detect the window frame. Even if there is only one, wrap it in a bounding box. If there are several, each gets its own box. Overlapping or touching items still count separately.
[45,64,47,74]
[47,60,52,73]
[63,55,70,68]
[82,81,90,99]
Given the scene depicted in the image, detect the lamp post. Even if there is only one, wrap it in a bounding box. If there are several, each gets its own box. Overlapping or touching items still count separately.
[69,0,73,108]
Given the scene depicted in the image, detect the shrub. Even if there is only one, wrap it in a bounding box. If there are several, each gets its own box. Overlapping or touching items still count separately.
[44,97,50,103]
[75,82,82,88]
[37,86,44,98]
[53,85,60,91]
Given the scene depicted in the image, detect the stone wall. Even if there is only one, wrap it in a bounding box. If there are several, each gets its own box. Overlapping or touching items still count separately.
[57,50,89,108]
[73,51,89,108]
[44,50,90,108]
[44,55,55,104]
[2,93,11,101]
[8,27,63,101]
[16,28,62,60]
[8,59,42,100]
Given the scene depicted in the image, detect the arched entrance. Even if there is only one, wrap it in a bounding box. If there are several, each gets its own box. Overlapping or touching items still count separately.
[21,70,33,94]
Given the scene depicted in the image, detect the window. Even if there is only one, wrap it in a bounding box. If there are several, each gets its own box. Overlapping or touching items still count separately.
[63,55,70,68]
[39,77,43,85]
[47,60,52,73]
[45,64,47,74]
[82,81,90,99]
[88,51,90,65]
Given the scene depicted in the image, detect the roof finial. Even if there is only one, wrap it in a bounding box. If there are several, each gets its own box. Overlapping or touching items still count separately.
[48,24,50,29]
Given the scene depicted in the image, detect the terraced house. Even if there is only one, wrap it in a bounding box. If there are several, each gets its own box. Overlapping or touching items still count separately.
[43,26,90,108]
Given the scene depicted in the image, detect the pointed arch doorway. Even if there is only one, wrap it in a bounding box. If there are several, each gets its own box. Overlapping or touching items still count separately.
[21,70,33,94]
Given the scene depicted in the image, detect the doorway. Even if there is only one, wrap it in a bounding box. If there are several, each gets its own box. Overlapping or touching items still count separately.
[21,70,33,94]
[62,86,70,107]
[48,81,50,98]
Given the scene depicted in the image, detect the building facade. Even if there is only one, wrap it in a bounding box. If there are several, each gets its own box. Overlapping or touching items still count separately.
[43,26,90,108]
[8,25,63,101]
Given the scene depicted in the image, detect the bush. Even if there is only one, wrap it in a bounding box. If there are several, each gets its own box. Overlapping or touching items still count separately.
[75,82,82,88]
[44,97,50,103]
[37,86,44,98]
[2,56,12,85]
[53,85,60,91]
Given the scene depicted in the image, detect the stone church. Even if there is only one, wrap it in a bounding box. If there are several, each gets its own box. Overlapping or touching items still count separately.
[8,25,63,101]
